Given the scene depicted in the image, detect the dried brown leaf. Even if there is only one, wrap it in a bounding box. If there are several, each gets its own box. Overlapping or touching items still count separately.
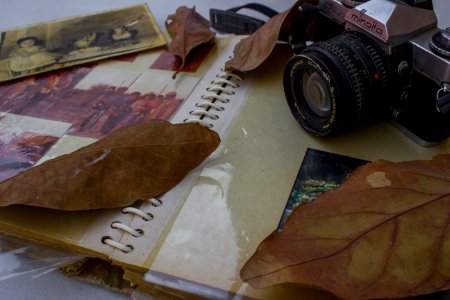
[165,6,215,78]
[241,154,450,299]
[0,120,220,210]
[225,0,317,72]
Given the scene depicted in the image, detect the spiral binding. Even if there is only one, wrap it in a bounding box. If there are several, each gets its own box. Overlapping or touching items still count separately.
[101,68,243,253]
[183,70,243,128]
[101,197,162,253]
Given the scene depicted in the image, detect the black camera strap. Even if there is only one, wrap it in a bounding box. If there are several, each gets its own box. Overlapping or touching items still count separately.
[210,3,278,35]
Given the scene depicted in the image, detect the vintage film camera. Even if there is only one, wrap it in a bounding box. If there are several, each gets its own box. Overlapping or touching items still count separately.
[283,0,450,145]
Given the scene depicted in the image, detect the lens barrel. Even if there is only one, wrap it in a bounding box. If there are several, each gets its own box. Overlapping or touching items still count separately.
[284,32,390,136]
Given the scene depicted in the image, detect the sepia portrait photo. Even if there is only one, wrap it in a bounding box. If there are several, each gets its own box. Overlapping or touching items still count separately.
[0,4,166,82]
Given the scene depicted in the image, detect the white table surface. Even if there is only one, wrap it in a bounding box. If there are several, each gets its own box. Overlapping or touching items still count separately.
[0,1,448,299]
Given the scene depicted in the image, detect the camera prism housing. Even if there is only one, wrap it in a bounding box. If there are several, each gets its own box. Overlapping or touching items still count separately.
[283,0,450,146]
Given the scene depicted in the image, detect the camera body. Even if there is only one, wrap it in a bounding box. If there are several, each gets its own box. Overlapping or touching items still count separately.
[283,0,450,145]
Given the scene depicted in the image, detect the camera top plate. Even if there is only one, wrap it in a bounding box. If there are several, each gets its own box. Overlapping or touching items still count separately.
[410,28,450,83]
[344,0,436,47]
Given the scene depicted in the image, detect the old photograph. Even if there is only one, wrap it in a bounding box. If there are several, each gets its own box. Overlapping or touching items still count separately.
[0,4,166,82]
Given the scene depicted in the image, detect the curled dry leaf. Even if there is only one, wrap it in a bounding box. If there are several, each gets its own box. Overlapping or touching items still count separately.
[225,0,317,72]
[0,120,220,211]
[165,6,215,78]
[241,154,450,300]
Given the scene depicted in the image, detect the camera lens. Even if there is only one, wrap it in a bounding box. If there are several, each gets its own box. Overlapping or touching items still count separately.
[284,32,390,136]
[301,70,331,117]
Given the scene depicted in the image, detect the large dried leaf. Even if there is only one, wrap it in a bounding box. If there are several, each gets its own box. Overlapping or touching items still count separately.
[241,154,450,299]
[165,6,215,78]
[225,0,317,72]
[0,120,220,211]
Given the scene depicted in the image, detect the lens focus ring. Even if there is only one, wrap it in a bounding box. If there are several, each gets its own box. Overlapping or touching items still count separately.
[283,31,389,136]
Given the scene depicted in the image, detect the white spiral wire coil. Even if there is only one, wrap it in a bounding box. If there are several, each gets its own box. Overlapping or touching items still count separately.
[183,70,243,128]
[101,198,162,252]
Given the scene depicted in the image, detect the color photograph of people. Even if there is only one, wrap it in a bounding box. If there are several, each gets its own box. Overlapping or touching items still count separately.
[0,63,188,180]
[0,131,58,181]
[0,66,185,139]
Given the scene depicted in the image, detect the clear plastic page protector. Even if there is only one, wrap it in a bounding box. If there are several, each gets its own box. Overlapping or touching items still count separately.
[144,43,448,299]
[0,232,83,282]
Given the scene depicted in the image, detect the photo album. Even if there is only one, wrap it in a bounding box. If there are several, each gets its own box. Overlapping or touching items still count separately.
[0,3,252,280]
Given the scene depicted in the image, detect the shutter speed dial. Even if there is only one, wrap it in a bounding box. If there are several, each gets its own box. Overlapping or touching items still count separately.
[429,27,450,58]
